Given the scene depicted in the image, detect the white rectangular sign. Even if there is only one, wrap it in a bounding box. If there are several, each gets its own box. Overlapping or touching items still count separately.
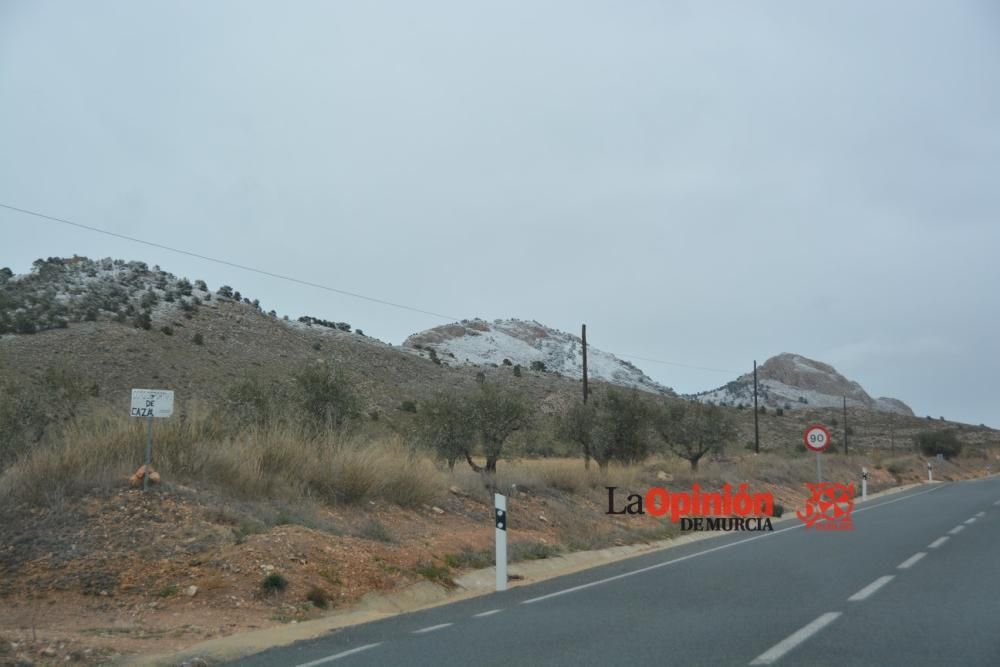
[130,388,174,418]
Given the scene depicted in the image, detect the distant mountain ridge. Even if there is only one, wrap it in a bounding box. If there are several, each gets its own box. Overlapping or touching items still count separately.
[403,318,675,395]
[690,352,914,416]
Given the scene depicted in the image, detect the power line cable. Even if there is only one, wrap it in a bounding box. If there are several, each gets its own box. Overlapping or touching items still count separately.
[0,202,460,321]
[1,201,745,376]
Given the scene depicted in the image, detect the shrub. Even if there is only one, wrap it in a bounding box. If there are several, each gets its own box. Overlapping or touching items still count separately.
[414,562,454,588]
[312,341,322,351]
[914,430,962,459]
[192,332,204,345]
[775,407,784,416]
[502,358,513,366]
[294,365,359,430]
[399,400,418,413]
[530,361,547,372]
[357,518,394,543]
[133,310,151,330]
[510,541,561,561]
[261,573,288,594]
[306,586,329,609]
[513,364,522,377]
[443,547,493,570]
[161,326,173,336]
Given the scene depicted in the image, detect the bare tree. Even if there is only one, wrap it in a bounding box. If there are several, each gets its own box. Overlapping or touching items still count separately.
[656,401,735,470]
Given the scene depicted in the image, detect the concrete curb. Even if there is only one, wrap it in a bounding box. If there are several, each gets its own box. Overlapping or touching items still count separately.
[128,479,937,666]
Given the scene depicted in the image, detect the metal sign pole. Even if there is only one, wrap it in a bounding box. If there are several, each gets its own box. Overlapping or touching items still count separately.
[144,414,153,492]
[816,452,822,483]
[495,493,507,592]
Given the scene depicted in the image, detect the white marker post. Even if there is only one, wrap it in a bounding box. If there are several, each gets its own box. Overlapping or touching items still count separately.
[130,389,175,492]
[495,493,507,592]
[928,462,933,483]
[861,467,868,500]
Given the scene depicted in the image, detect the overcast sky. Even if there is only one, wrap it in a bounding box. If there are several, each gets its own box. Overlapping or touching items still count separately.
[2,1,999,426]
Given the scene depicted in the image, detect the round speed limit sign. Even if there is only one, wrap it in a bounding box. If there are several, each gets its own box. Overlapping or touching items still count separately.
[804,424,831,452]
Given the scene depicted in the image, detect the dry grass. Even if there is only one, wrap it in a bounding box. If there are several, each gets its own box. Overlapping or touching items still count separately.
[0,404,445,509]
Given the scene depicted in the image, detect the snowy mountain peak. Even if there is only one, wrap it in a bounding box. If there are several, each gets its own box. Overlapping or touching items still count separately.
[402,318,674,395]
[691,352,913,416]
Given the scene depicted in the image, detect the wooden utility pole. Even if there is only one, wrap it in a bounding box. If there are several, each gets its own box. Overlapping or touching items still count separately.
[753,360,759,454]
[843,396,849,455]
[890,413,895,453]
[581,324,589,404]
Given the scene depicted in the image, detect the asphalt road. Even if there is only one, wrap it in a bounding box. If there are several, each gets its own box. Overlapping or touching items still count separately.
[230,478,1000,667]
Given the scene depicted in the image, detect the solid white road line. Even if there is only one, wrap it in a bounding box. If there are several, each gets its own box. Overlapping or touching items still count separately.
[294,643,382,667]
[749,612,842,665]
[522,485,945,606]
[964,517,977,524]
[928,537,949,549]
[898,552,927,570]
[473,609,503,618]
[949,525,966,535]
[413,623,453,634]
[975,511,985,517]
[848,575,895,602]
[522,523,804,604]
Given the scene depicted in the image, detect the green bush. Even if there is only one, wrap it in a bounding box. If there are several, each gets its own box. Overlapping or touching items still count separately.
[192,332,204,345]
[399,400,418,413]
[530,361,547,372]
[294,365,359,430]
[306,586,329,609]
[914,430,962,459]
[261,572,288,594]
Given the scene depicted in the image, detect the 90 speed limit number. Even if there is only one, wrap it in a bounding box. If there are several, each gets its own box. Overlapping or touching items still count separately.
[804,424,831,452]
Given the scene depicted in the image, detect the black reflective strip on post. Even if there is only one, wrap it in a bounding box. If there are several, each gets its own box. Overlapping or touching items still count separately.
[495,508,506,531]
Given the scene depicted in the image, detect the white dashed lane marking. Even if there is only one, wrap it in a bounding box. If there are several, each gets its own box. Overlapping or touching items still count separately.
[749,613,842,665]
[473,609,503,618]
[949,525,966,535]
[848,576,895,602]
[294,643,383,667]
[898,552,926,570]
[413,623,453,634]
[928,537,949,549]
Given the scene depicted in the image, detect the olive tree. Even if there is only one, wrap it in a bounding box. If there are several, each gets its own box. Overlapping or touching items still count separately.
[415,392,476,471]
[656,401,736,470]
[467,383,530,475]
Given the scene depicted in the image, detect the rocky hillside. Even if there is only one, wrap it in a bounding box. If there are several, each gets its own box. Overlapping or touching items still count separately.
[691,352,914,416]
[403,318,675,395]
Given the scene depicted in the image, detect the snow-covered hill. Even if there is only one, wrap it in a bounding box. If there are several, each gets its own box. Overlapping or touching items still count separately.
[690,352,914,416]
[403,318,675,395]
